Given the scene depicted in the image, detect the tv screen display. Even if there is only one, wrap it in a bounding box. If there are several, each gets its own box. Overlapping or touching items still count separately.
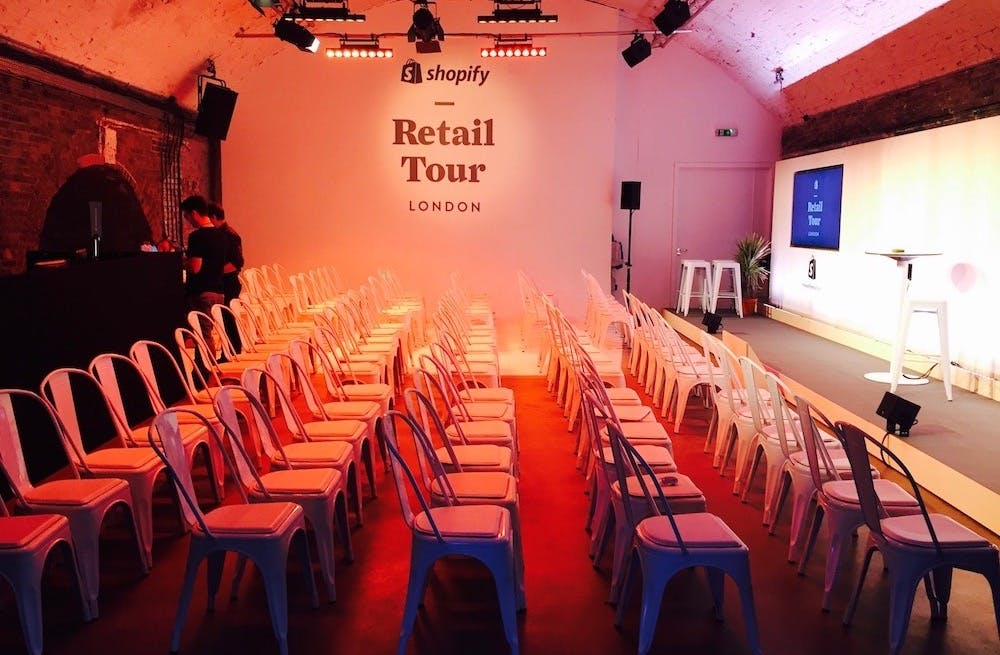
[790,164,844,250]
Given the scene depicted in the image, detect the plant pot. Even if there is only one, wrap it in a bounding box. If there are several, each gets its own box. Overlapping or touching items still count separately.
[741,298,758,316]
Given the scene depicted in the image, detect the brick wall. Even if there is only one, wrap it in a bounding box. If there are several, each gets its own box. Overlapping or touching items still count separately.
[0,59,214,276]
[782,58,1000,158]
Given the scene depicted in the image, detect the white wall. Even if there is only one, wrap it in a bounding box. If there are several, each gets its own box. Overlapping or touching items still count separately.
[771,115,1000,374]
[222,0,618,323]
[612,38,782,309]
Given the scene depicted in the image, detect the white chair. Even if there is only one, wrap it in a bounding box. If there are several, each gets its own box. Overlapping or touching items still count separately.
[377,415,520,655]
[710,259,744,316]
[889,297,952,400]
[0,504,89,655]
[607,423,762,655]
[838,422,1000,654]
[0,390,146,619]
[676,259,712,316]
[147,411,317,655]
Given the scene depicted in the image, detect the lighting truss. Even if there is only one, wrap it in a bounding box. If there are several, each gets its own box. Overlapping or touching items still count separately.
[284,1,365,22]
[326,36,394,58]
[481,36,547,57]
[478,0,557,24]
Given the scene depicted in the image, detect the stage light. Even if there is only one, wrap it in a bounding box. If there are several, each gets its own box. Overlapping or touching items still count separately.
[283,1,365,22]
[478,1,557,24]
[274,18,320,52]
[621,32,651,68]
[876,391,921,437]
[654,0,691,36]
[407,0,445,50]
[702,311,722,334]
[481,37,546,58]
[326,36,393,59]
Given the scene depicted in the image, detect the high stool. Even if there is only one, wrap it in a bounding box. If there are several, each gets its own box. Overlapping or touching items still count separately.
[889,298,952,400]
[676,260,712,316]
[710,259,744,317]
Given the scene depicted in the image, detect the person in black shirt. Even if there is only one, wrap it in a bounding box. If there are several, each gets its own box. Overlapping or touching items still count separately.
[207,201,244,353]
[181,195,228,362]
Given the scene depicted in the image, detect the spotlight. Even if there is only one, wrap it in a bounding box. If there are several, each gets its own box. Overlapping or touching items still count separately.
[621,32,651,68]
[478,1,557,24]
[702,311,722,335]
[274,18,320,52]
[653,0,691,36]
[876,391,921,437]
[407,0,445,50]
[326,36,393,59]
[481,37,546,58]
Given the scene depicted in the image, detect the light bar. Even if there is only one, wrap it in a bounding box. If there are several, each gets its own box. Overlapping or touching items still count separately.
[285,2,365,22]
[481,39,547,58]
[478,1,557,24]
[326,37,393,59]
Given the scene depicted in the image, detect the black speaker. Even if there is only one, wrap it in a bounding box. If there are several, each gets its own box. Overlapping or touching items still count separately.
[653,0,691,36]
[702,311,722,334]
[621,181,641,210]
[195,84,238,141]
[876,391,921,437]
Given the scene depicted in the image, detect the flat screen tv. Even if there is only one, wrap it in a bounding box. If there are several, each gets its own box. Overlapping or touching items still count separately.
[790,164,844,250]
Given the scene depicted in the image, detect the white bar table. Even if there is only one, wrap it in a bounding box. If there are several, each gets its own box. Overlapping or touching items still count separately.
[863,250,942,386]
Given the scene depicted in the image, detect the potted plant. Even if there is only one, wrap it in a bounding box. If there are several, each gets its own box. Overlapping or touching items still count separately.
[734,233,770,316]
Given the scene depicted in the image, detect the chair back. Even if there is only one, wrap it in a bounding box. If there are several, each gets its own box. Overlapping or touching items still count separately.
[0,389,86,502]
[42,366,136,449]
[793,396,843,490]
[267,351,329,421]
[411,366,471,445]
[761,371,802,460]
[214,384,288,468]
[239,365,312,443]
[376,413,448,542]
[175,326,228,389]
[209,388,279,498]
[738,357,774,433]
[130,340,201,406]
[148,409,234,535]
[211,303,253,355]
[403,386,464,474]
[289,339,350,402]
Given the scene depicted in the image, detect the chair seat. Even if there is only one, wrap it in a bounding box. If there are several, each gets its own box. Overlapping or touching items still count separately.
[447,421,512,440]
[622,473,703,500]
[459,387,515,404]
[84,447,162,471]
[789,450,851,472]
[438,444,511,469]
[414,505,507,539]
[601,421,670,443]
[24,478,129,507]
[881,513,991,549]
[601,445,676,472]
[605,388,641,405]
[202,502,302,535]
[612,405,655,422]
[824,479,918,507]
[321,400,381,421]
[257,468,341,495]
[171,403,219,421]
[429,472,514,500]
[281,441,353,467]
[341,383,392,400]
[451,403,514,422]
[638,513,744,549]
[0,514,67,549]
[303,420,368,440]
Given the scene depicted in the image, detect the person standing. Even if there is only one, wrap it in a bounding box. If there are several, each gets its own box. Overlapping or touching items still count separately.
[207,201,244,353]
[181,195,228,365]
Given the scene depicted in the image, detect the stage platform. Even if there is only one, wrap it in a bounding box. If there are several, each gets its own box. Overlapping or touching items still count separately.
[665,308,1000,537]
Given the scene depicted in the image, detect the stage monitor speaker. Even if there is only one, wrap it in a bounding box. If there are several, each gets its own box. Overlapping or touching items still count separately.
[653,0,691,36]
[876,391,921,437]
[195,84,238,141]
[621,181,641,210]
[701,311,722,334]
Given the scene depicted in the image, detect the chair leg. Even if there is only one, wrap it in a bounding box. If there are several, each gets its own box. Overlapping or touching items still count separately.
[887,566,921,655]
[363,441,378,499]
[769,473,792,536]
[483,548,521,655]
[823,525,852,612]
[637,563,670,655]
[729,560,763,655]
[256,546,292,655]
[844,545,878,626]
[336,492,355,563]
[10,561,45,655]
[707,567,725,620]
[205,551,226,611]
[399,548,436,655]
[797,505,825,577]
[172,548,205,653]
[930,566,953,621]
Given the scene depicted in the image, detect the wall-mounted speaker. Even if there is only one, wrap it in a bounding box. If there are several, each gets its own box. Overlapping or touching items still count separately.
[621,181,641,210]
[653,0,691,36]
[195,84,238,141]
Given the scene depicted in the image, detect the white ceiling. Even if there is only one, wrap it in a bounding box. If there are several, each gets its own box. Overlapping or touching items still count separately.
[0,0,996,123]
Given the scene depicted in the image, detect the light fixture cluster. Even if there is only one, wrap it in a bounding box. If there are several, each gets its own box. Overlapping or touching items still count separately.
[326,37,394,59]
[274,18,320,53]
[285,1,365,22]
[407,0,445,53]
[481,37,546,57]
[478,1,557,24]
[620,0,691,68]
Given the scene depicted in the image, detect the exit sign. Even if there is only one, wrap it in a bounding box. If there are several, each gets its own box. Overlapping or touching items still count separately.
[715,128,738,137]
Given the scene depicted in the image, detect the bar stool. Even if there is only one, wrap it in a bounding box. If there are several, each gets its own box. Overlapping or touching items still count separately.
[889,298,952,400]
[676,260,712,316]
[710,259,744,317]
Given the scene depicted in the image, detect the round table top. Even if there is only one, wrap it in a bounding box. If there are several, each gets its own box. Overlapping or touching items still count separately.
[865,250,942,261]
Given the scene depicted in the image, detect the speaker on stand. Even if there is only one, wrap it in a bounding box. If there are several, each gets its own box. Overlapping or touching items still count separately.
[195,82,238,141]
[620,181,641,293]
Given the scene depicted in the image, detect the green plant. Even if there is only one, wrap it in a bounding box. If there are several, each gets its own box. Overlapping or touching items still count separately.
[735,234,771,297]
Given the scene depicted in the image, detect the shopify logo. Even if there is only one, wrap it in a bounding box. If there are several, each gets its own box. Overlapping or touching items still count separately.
[401,60,490,86]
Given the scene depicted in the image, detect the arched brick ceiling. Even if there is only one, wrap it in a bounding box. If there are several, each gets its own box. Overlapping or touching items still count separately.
[1,0,996,125]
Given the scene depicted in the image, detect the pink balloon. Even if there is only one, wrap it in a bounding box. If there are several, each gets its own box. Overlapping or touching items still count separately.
[950,263,977,292]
